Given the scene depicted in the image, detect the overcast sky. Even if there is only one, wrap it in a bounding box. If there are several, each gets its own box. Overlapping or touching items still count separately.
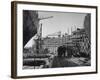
[38,11,87,37]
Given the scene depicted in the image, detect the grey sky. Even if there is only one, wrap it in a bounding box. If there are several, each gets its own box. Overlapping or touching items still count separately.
[38,11,87,37]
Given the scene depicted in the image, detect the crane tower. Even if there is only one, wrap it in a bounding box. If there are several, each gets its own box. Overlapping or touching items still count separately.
[36,16,53,54]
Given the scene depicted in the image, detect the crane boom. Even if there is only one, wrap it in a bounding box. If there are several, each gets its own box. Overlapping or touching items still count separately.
[38,16,53,21]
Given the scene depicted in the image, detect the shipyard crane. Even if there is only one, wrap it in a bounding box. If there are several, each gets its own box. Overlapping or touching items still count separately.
[36,16,53,54]
[37,16,53,38]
